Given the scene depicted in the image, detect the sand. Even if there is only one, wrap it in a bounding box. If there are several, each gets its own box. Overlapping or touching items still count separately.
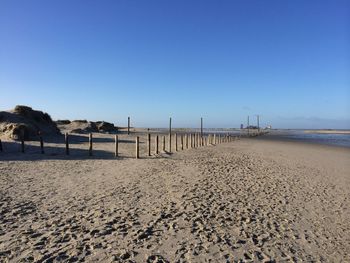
[0,133,349,262]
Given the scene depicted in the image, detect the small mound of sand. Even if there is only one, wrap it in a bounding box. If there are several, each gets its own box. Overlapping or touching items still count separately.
[0,105,61,140]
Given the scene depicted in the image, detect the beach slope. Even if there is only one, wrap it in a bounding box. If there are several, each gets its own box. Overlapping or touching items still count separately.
[0,138,349,262]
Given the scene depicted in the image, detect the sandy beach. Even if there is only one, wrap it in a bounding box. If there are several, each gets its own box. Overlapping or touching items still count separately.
[0,134,349,262]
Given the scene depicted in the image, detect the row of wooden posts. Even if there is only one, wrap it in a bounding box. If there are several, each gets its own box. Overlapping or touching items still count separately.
[0,132,240,158]
[75,132,238,158]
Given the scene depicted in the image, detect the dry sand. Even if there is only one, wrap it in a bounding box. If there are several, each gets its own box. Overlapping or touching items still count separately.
[0,133,349,262]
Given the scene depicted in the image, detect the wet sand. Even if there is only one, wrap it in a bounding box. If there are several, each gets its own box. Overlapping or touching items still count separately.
[0,134,349,262]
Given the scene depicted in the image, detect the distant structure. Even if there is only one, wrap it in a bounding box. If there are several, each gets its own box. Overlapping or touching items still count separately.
[240,124,243,129]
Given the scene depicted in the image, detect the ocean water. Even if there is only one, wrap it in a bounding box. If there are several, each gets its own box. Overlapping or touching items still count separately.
[151,128,350,148]
[261,130,350,148]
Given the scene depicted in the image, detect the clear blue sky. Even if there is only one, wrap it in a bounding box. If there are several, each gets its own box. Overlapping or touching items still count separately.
[1,0,349,129]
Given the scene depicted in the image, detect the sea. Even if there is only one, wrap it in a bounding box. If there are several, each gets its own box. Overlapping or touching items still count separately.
[259,129,350,148]
[152,128,350,148]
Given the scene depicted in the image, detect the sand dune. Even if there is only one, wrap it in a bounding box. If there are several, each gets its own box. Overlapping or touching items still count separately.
[0,135,349,262]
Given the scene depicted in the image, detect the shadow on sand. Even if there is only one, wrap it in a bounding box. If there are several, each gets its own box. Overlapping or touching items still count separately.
[0,139,151,162]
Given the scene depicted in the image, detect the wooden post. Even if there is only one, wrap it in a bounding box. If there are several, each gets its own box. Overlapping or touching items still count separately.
[155,135,159,154]
[0,139,2,152]
[201,117,203,138]
[147,133,151,156]
[21,139,24,153]
[247,116,250,136]
[135,136,139,159]
[181,134,184,150]
[40,136,44,154]
[20,129,25,153]
[162,136,166,152]
[65,133,69,155]
[185,134,188,149]
[128,117,130,135]
[213,134,216,145]
[175,133,178,151]
[115,135,118,157]
[168,133,172,153]
[89,133,93,156]
[169,117,172,153]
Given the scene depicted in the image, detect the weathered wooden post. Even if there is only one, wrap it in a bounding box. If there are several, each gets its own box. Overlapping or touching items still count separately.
[247,116,250,136]
[0,139,2,152]
[169,117,172,152]
[185,134,188,149]
[115,135,118,157]
[135,136,139,159]
[128,117,130,135]
[214,134,216,144]
[181,134,184,150]
[155,135,159,154]
[175,133,178,151]
[201,117,203,138]
[65,133,69,155]
[89,133,93,156]
[20,130,25,153]
[147,133,151,156]
[168,134,172,153]
[39,135,44,154]
[162,136,166,152]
